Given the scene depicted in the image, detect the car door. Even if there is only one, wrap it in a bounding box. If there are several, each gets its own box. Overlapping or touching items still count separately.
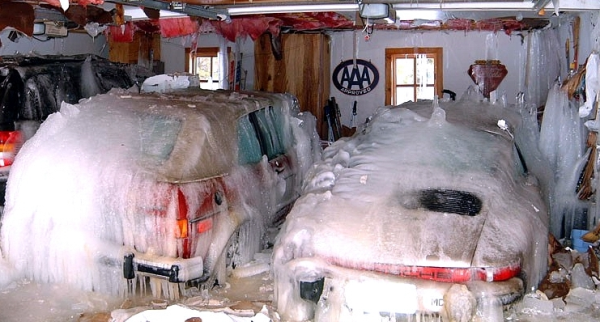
[240,106,297,215]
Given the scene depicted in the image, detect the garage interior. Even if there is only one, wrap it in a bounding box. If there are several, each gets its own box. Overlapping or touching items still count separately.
[1,0,600,321]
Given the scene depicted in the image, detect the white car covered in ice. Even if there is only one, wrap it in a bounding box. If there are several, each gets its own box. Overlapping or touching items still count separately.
[0,86,320,297]
[273,98,549,321]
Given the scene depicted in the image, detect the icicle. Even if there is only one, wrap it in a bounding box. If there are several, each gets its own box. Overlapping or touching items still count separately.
[219,37,228,90]
[579,53,599,118]
[485,33,498,61]
[59,0,69,11]
[352,30,357,68]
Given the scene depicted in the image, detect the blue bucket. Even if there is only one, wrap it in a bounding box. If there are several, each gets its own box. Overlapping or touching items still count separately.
[571,229,593,252]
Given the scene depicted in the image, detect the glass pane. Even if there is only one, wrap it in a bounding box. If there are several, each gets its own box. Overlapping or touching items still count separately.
[253,106,284,159]
[416,57,435,85]
[237,115,262,164]
[395,58,414,85]
[395,87,414,105]
[212,58,220,80]
[196,57,212,81]
[139,114,182,163]
[416,86,435,100]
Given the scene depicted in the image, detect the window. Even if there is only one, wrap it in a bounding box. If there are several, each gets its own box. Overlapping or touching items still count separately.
[237,114,263,165]
[250,106,284,160]
[185,48,222,90]
[139,114,182,163]
[237,106,285,164]
[385,48,443,105]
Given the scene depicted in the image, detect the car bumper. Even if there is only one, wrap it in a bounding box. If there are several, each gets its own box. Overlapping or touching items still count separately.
[122,250,205,283]
[275,258,523,321]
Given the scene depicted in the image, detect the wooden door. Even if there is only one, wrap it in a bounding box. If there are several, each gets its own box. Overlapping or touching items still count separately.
[255,33,330,139]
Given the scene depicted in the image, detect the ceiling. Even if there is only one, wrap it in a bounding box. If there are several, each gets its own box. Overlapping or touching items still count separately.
[1,0,598,41]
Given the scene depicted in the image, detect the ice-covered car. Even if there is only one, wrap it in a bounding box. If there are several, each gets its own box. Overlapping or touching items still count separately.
[273,97,549,321]
[0,86,320,296]
[0,54,144,203]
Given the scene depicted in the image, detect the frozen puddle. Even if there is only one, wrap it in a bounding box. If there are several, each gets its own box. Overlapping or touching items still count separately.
[117,303,273,322]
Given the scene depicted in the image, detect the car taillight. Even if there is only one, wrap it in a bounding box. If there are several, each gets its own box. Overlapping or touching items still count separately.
[176,219,188,238]
[176,188,191,258]
[372,262,521,283]
[331,258,521,283]
[0,130,22,167]
[196,217,213,234]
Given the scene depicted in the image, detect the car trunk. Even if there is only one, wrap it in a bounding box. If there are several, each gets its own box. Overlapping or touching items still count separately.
[310,190,488,270]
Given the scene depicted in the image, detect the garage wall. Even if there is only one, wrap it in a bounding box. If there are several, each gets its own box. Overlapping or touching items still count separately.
[329,29,535,127]
[161,33,255,90]
[0,31,108,57]
[329,12,596,128]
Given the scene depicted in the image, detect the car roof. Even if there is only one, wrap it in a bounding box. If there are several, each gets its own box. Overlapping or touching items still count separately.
[71,88,289,182]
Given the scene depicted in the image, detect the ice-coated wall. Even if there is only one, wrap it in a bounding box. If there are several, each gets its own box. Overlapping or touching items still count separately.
[328,13,591,129]
[329,30,533,128]
[0,30,108,57]
[161,33,255,90]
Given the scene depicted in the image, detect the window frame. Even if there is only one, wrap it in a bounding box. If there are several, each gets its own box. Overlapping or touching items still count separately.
[185,47,228,84]
[385,48,444,105]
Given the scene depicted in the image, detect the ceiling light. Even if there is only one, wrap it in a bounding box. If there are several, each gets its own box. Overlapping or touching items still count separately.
[390,0,599,11]
[227,4,359,16]
[395,10,441,21]
[123,7,187,20]
[359,4,390,19]
[107,0,228,20]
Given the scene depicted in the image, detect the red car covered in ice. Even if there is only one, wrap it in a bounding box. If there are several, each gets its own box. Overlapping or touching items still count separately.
[273,97,548,321]
[1,84,320,297]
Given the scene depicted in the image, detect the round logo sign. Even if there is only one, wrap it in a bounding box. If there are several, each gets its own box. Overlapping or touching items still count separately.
[332,59,379,96]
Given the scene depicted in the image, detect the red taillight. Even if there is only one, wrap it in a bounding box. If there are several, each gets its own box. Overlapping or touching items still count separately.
[176,188,191,258]
[0,130,22,167]
[475,263,521,282]
[196,217,213,234]
[176,219,188,238]
[177,188,188,220]
[331,258,521,283]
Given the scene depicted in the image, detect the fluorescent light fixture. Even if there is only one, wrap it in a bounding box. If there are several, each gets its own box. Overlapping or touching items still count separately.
[108,0,228,20]
[395,10,441,21]
[359,4,389,19]
[124,7,186,20]
[391,0,600,11]
[228,4,359,16]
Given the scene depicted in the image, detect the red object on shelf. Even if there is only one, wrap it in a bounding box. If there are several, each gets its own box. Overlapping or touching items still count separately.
[468,60,508,98]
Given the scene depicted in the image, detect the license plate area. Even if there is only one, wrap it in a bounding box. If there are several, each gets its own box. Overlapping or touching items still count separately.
[345,279,418,315]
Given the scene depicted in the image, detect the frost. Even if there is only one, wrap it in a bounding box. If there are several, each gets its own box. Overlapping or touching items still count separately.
[274,91,549,321]
[0,86,320,298]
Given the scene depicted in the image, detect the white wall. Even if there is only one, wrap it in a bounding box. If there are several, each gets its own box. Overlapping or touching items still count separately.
[161,33,256,90]
[329,30,529,127]
[0,30,108,57]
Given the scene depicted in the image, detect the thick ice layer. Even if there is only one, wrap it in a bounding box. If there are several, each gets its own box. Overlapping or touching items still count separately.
[0,87,320,295]
[538,84,588,238]
[273,93,549,321]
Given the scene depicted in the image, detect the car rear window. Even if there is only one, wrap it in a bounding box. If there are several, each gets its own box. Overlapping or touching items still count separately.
[139,114,182,163]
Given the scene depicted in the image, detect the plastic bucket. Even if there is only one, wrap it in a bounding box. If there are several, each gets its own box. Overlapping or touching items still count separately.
[571,229,592,252]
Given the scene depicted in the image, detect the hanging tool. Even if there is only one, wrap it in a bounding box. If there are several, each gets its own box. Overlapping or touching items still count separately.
[324,97,342,142]
[351,100,357,128]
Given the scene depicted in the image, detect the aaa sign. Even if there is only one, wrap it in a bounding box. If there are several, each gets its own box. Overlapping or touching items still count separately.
[332,59,379,96]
